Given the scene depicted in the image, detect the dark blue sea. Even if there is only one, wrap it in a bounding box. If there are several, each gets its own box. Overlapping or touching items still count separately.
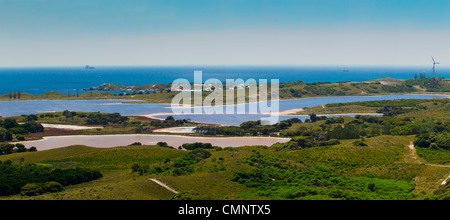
[0,66,448,95]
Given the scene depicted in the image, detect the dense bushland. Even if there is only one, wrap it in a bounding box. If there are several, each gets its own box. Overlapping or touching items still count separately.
[232,151,417,200]
[0,161,102,196]
[0,118,44,142]
[132,148,212,176]
[194,118,303,136]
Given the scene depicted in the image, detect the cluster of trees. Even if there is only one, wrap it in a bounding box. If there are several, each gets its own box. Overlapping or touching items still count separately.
[194,118,302,136]
[85,112,128,125]
[60,110,129,125]
[273,136,341,151]
[132,148,212,176]
[278,114,450,151]
[377,106,413,117]
[0,143,37,155]
[306,114,328,123]
[21,182,64,196]
[0,118,44,141]
[118,91,153,96]
[414,132,450,150]
[148,116,190,128]
[181,142,214,150]
[0,162,102,196]
[280,99,450,146]
[232,152,417,200]
[134,116,191,133]
[7,91,22,100]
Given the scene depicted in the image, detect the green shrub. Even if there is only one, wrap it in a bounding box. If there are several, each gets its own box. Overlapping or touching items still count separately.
[44,181,64,193]
[182,142,214,150]
[21,183,45,196]
[21,181,63,196]
[353,140,368,146]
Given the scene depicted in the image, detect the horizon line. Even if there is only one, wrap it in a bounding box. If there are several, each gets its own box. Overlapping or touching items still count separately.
[0,64,448,69]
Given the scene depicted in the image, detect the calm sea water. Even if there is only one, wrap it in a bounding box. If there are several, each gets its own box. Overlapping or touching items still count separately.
[0,66,448,95]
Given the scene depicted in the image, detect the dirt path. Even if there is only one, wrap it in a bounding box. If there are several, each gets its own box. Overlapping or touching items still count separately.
[408,143,421,164]
[149,178,179,194]
[409,142,450,185]
[441,175,450,186]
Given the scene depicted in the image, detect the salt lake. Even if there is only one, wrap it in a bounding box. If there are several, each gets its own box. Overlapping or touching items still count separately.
[17,134,291,151]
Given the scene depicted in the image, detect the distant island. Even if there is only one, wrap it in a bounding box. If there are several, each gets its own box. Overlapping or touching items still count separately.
[83,83,170,93]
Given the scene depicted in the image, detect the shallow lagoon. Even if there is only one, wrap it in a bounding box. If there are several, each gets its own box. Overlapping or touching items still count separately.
[18,134,290,151]
[0,94,446,126]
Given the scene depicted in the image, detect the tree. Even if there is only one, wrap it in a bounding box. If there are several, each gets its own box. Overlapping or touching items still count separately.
[182,142,214,150]
[3,118,18,129]
[14,144,27,153]
[0,129,13,142]
[22,122,44,133]
[25,114,38,121]
[0,143,14,155]
[436,132,450,150]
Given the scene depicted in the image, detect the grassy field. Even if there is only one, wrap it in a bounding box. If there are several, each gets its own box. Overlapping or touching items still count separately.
[1,134,449,200]
[1,94,449,200]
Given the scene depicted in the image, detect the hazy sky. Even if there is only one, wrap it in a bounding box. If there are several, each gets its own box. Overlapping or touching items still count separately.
[1,0,450,67]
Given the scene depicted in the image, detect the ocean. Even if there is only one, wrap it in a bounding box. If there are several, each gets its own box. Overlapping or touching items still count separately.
[0,66,448,95]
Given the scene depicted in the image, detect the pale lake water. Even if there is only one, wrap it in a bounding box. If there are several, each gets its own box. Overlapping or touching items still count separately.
[17,134,291,151]
[0,94,446,126]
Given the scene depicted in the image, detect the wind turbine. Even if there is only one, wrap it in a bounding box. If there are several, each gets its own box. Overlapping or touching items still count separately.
[432,56,440,78]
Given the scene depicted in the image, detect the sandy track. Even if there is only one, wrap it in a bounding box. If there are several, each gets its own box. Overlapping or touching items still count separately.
[409,142,450,185]
[149,178,178,194]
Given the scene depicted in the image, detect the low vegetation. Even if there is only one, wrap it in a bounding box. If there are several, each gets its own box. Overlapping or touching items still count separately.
[0,85,449,200]
[232,151,417,200]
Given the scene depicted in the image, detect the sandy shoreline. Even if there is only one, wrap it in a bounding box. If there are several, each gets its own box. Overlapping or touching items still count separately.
[40,123,103,130]
[152,126,196,133]
[140,110,383,121]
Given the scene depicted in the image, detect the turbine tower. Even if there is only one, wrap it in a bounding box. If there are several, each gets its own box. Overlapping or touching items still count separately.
[432,56,440,78]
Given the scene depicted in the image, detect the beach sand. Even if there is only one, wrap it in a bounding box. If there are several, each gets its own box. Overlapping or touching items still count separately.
[152,126,196,133]
[40,123,103,130]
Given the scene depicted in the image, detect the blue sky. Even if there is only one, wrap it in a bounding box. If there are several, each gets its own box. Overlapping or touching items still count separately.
[1,0,450,66]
